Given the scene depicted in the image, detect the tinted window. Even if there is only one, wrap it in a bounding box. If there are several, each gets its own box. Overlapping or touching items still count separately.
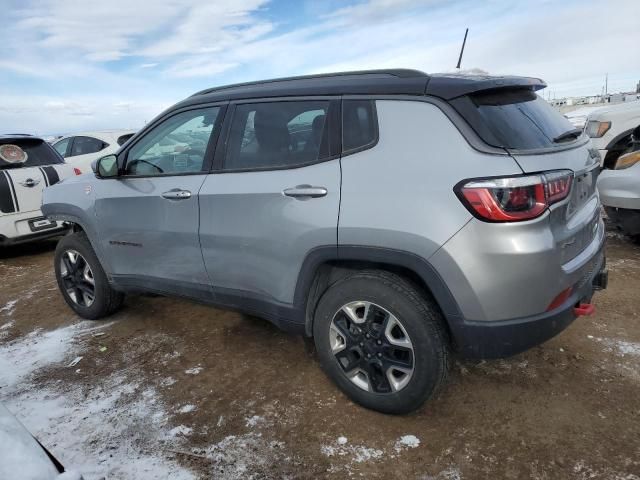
[0,139,63,169]
[225,101,330,170]
[53,137,71,157]
[117,134,134,146]
[343,100,377,152]
[451,89,577,150]
[70,136,106,157]
[126,107,219,176]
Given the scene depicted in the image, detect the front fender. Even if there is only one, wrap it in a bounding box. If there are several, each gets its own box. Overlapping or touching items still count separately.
[42,182,113,276]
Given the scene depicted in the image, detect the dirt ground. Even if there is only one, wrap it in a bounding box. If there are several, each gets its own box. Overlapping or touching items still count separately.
[1,228,639,480]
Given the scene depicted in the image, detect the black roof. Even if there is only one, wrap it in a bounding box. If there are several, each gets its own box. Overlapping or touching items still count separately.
[0,134,44,143]
[180,69,546,107]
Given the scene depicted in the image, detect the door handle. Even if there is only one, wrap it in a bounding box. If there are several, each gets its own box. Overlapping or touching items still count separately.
[161,189,192,200]
[283,185,328,199]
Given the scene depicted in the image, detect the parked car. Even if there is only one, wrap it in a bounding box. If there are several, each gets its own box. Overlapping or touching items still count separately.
[52,130,136,173]
[0,403,82,479]
[42,70,608,414]
[585,100,640,168]
[598,126,640,240]
[0,135,78,246]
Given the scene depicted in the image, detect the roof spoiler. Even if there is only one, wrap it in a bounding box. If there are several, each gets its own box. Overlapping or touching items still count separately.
[425,75,547,100]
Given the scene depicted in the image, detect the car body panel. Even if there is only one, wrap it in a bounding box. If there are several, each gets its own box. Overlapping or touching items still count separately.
[598,161,640,210]
[93,175,211,289]
[338,100,522,259]
[199,160,340,305]
[586,101,640,163]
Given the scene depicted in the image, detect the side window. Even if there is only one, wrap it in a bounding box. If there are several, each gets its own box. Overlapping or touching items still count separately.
[70,136,106,157]
[342,100,377,153]
[225,101,330,170]
[53,137,71,157]
[125,107,220,176]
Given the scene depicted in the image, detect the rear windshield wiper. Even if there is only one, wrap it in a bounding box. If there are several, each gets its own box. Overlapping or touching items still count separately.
[553,128,583,143]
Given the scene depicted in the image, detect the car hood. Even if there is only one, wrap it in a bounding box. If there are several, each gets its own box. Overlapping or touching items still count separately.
[588,100,640,121]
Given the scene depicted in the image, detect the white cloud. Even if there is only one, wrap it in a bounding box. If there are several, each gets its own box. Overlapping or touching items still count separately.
[1,0,639,133]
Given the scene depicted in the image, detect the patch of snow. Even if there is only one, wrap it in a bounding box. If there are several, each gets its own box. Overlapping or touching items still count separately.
[615,341,640,357]
[422,466,463,480]
[167,425,193,437]
[245,415,265,428]
[0,299,18,316]
[201,432,289,480]
[395,434,420,452]
[321,439,384,464]
[184,366,202,375]
[178,404,196,414]
[160,376,177,387]
[1,323,195,480]
[0,322,110,389]
[337,436,348,445]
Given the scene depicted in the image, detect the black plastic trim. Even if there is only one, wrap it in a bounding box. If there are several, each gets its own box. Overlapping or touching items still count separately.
[0,226,69,246]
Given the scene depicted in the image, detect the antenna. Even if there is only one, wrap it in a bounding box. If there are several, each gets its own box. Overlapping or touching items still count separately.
[456,28,469,69]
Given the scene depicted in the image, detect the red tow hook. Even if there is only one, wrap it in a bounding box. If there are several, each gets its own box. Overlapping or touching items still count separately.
[574,303,595,316]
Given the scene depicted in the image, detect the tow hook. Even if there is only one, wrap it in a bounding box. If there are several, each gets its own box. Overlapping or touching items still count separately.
[574,303,595,316]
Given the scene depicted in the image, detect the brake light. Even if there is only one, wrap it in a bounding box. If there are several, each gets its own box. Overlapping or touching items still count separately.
[457,170,573,222]
[73,167,82,175]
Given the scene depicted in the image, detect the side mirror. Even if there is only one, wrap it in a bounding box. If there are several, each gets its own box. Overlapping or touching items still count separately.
[95,155,118,178]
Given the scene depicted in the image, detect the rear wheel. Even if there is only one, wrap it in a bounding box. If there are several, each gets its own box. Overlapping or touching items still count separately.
[313,270,449,414]
[54,232,124,319]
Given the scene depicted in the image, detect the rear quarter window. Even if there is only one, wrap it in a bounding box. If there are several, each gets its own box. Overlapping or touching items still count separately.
[342,100,378,153]
[450,89,577,150]
[0,139,63,168]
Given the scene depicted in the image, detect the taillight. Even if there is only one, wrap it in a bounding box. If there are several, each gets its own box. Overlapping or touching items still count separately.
[456,170,573,222]
[73,167,82,175]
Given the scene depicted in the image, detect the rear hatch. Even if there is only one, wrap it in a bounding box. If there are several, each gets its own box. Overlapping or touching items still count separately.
[449,87,601,264]
[0,137,73,215]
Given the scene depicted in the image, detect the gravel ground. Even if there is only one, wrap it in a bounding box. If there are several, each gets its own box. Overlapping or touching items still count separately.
[0,229,639,480]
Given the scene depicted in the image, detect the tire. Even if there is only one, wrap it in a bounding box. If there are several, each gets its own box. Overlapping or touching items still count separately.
[54,232,124,320]
[312,270,449,414]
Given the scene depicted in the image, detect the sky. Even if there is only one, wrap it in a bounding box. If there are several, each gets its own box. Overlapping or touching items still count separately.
[1,0,639,135]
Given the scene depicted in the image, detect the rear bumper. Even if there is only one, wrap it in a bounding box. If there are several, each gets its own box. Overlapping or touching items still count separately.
[449,245,607,359]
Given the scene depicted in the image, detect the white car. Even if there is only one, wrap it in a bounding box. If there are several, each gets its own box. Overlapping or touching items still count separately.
[1,135,78,246]
[585,100,640,168]
[52,130,136,173]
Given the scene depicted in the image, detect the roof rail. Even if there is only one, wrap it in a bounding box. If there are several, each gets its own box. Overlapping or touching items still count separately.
[191,69,428,97]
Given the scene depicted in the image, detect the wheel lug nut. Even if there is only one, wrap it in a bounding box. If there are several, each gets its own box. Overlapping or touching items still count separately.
[365,334,370,339]
[359,342,364,347]
[377,340,382,345]
[377,352,382,358]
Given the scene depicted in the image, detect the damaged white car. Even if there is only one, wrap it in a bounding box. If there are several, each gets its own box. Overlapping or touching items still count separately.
[598,126,640,240]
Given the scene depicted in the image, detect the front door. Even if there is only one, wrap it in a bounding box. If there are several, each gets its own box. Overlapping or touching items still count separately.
[94,105,224,297]
[199,99,341,311]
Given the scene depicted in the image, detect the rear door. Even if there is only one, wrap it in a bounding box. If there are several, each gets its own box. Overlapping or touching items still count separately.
[94,105,225,296]
[198,98,341,308]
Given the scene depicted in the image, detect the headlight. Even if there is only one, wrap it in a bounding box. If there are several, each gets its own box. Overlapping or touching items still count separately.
[615,150,640,169]
[586,120,611,138]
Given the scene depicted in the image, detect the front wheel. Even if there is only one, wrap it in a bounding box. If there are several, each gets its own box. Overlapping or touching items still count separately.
[313,270,449,414]
[54,232,124,319]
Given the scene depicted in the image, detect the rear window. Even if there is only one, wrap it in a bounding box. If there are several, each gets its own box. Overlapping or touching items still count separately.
[0,139,63,169]
[451,89,577,150]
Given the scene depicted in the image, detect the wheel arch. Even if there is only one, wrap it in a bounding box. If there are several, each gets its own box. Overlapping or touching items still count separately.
[295,246,462,337]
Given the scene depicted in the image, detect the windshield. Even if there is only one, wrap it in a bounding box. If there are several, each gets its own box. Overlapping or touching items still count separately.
[0,139,64,169]
[451,89,578,150]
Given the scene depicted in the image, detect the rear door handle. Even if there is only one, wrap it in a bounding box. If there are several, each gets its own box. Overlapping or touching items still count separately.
[283,185,328,199]
[161,189,192,200]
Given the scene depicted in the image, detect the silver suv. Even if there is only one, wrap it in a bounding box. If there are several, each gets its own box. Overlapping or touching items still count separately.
[42,70,608,414]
